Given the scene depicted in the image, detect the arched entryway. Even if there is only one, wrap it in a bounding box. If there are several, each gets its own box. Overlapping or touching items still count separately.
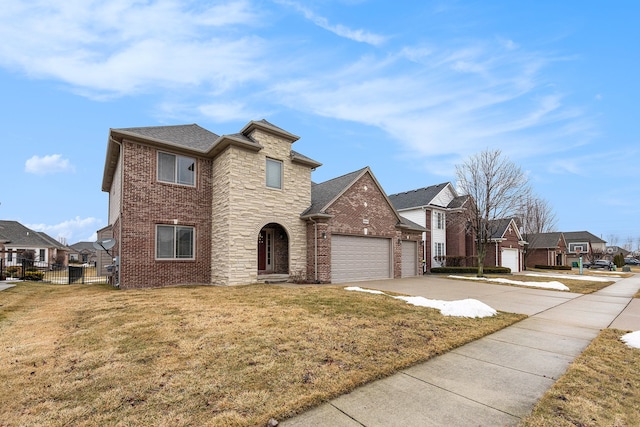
[257,223,289,275]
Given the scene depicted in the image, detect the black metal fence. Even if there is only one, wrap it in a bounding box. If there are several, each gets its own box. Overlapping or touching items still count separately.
[0,260,110,285]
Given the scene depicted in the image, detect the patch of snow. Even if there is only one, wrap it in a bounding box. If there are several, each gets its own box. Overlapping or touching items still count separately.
[621,331,640,349]
[345,287,497,318]
[449,275,570,291]
[525,273,619,282]
[344,286,385,295]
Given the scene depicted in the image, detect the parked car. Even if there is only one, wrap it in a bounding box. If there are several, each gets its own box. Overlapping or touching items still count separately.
[589,260,614,270]
[581,260,592,268]
[624,258,640,266]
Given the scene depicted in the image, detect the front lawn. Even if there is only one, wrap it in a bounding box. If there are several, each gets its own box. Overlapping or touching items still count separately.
[0,282,524,426]
[520,328,640,426]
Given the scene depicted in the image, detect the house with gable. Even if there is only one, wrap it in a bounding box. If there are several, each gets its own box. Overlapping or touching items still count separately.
[388,183,473,271]
[484,218,526,272]
[301,167,425,283]
[0,220,69,268]
[100,120,424,289]
[524,232,567,269]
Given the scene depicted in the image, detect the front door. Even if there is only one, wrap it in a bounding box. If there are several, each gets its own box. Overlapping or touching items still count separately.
[258,229,274,272]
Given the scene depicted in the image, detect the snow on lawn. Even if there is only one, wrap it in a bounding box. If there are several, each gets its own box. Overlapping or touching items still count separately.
[621,331,640,349]
[525,273,619,282]
[344,286,497,318]
[449,275,570,291]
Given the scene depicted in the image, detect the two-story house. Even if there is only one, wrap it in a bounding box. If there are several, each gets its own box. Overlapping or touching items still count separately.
[388,183,473,271]
[563,231,607,265]
[100,120,424,289]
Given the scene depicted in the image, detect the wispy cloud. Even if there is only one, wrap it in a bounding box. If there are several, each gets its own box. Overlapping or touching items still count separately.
[275,0,387,46]
[26,216,102,243]
[25,154,74,175]
[0,0,266,97]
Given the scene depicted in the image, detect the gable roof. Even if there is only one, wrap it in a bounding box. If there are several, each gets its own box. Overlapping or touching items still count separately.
[488,217,524,241]
[527,232,565,249]
[70,241,98,252]
[103,119,321,192]
[302,168,370,218]
[0,220,63,248]
[301,167,425,232]
[562,231,606,244]
[388,182,451,210]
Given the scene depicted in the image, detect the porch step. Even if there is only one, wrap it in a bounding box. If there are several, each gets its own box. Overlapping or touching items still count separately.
[258,274,290,284]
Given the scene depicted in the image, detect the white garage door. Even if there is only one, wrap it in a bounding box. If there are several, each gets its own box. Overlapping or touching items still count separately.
[502,248,519,273]
[331,235,391,283]
[401,241,417,277]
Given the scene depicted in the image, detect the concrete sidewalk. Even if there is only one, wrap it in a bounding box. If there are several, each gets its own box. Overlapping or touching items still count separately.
[281,274,640,426]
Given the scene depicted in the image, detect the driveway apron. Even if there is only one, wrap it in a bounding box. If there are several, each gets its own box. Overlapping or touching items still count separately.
[281,274,640,426]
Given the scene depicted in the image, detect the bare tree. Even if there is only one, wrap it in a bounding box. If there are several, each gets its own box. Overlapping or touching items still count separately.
[456,149,530,276]
[607,234,619,247]
[519,195,557,268]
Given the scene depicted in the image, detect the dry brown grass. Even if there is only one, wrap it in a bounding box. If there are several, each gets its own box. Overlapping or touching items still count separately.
[0,282,524,427]
[520,328,640,427]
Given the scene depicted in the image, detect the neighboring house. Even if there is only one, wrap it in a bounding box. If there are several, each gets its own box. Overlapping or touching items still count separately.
[301,167,425,283]
[69,241,98,265]
[388,182,473,271]
[605,245,630,260]
[484,218,526,273]
[100,119,424,289]
[0,220,69,268]
[563,231,607,265]
[525,232,567,268]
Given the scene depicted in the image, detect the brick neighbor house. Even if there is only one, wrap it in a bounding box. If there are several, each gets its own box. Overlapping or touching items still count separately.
[100,119,424,289]
[484,218,526,272]
[388,183,474,272]
[524,232,567,269]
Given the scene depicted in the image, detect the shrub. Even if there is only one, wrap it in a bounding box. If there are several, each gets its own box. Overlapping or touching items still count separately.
[6,266,20,277]
[430,266,511,274]
[534,265,572,271]
[24,271,44,281]
[613,253,625,268]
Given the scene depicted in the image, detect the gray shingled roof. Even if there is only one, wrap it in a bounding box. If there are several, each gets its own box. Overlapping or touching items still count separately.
[488,217,522,240]
[388,183,450,210]
[447,194,469,209]
[70,241,97,252]
[302,168,368,217]
[563,231,606,243]
[527,232,564,249]
[113,124,221,152]
[0,220,61,248]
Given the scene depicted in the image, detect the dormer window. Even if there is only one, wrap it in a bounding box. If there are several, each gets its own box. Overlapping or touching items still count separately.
[266,158,282,189]
[158,152,195,186]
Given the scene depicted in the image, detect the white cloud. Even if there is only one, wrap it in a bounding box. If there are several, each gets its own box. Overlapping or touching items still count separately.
[25,154,74,175]
[275,0,387,46]
[0,0,266,97]
[27,216,102,244]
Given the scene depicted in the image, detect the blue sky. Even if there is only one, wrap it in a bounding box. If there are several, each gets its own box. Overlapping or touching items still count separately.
[1,1,638,247]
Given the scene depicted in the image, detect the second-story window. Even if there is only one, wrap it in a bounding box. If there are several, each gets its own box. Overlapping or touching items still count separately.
[266,158,282,189]
[158,152,195,186]
[436,212,444,229]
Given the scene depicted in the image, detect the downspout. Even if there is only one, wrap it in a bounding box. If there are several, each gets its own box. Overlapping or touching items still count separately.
[110,136,123,288]
[309,217,318,282]
[495,241,499,266]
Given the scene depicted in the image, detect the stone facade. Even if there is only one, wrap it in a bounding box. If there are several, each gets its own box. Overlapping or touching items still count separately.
[211,128,311,285]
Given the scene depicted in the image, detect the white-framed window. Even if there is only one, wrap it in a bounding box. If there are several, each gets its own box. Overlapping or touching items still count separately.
[435,212,444,229]
[266,158,282,189]
[7,250,12,262]
[156,225,195,259]
[435,242,445,258]
[158,152,195,186]
[39,249,45,261]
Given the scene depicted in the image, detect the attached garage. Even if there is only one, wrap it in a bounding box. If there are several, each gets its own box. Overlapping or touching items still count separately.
[401,240,418,277]
[502,248,519,273]
[331,235,392,283]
